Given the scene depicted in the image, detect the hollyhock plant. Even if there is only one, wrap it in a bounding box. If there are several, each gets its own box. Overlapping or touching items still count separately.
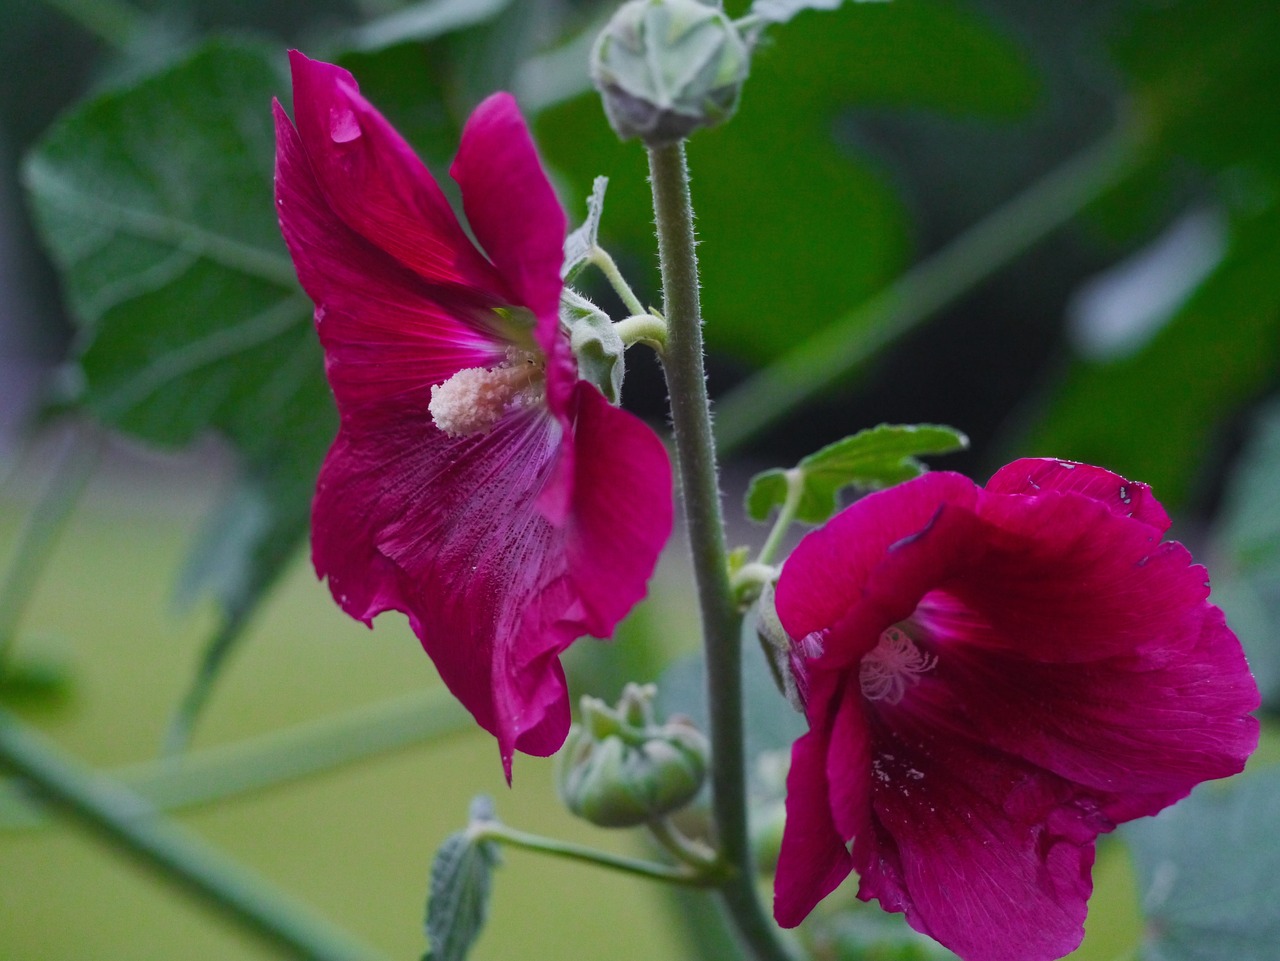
[273,51,673,775]
[771,458,1260,961]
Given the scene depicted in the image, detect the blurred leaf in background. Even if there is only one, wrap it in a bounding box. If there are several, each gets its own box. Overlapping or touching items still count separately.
[1124,765,1280,961]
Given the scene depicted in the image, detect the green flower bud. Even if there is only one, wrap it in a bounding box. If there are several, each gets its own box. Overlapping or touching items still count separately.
[557,683,710,828]
[591,0,750,146]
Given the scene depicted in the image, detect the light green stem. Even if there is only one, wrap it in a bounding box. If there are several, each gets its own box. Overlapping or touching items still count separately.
[714,127,1143,454]
[0,431,100,673]
[590,246,647,316]
[0,708,391,961]
[647,141,799,961]
[0,686,471,831]
[755,468,804,567]
[614,313,668,351]
[470,821,720,888]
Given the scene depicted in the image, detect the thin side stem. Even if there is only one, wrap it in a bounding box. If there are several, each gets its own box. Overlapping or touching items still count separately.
[470,821,720,888]
[647,141,798,961]
[0,708,390,961]
[755,469,804,567]
[714,126,1144,454]
[0,430,101,672]
[590,246,647,316]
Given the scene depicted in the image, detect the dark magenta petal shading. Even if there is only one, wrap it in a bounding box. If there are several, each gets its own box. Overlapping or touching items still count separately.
[277,55,674,775]
[772,463,1260,961]
[853,701,1096,961]
[286,51,504,295]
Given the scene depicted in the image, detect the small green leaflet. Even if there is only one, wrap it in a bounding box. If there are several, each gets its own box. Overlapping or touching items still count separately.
[1124,767,1280,961]
[745,424,967,524]
[425,796,501,961]
[562,176,609,283]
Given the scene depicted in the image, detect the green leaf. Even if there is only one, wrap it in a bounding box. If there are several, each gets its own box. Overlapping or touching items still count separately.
[1026,201,1280,508]
[537,0,1038,366]
[1114,0,1280,181]
[425,797,501,961]
[563,176,609,283]
[1124,767,1280,961]
[1212,398,1280,708]
[22,39,335,738]
[745,423,968,524]
[345,0,513,54]
[561,288,625,404]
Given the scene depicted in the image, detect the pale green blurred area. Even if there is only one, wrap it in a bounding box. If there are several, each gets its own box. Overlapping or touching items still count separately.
[0,445,694,961]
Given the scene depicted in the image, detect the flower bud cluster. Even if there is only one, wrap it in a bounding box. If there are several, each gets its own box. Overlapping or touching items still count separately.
[556,683,709,828]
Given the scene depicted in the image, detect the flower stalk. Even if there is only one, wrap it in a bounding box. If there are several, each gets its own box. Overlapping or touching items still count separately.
[468,819,723,888]
[647,140,798,961]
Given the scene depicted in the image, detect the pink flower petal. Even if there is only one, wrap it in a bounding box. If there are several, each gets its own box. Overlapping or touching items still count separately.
[772,463,1260,960]
[286,51,505,295]
[275,101,499,409]
[775,472,978,650]
[774,704,853,927]
[853,698,1097,961]
[986,457,1170,531]
[451,93,567,336]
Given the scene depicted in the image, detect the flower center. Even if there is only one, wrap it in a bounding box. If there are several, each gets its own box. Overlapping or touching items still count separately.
[859,627,937,704]
[428,348,546,437]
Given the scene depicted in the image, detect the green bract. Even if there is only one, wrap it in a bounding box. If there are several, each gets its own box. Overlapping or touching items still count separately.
[561,289,626,404]
[591,0,750,146]
[557,684,709,828]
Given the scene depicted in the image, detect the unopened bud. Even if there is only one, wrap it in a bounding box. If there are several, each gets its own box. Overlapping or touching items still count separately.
[557,683,710,827]
[591,0,750,146]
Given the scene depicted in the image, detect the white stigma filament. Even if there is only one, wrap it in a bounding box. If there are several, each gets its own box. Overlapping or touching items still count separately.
[859,627,937,704]
[429,348,545,437]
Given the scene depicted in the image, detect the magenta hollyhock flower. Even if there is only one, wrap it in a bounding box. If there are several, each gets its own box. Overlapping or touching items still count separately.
[771,458,1259,961]
[273,52,672,775]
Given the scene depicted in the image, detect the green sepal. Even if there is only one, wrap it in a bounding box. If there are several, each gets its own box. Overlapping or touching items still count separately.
[424,796,501,961]
[563,176,608,283]
[561,288,625,404]
[745,423,968,524]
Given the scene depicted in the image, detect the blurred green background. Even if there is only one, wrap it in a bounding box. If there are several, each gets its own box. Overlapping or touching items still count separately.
[2,0,1279,958]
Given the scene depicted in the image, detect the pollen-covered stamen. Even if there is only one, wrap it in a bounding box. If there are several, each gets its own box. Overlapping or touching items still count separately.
[429,348,546,437]
[859,626,937,704]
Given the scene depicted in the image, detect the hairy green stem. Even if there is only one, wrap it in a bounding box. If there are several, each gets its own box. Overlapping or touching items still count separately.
[648,142,798,961]
[471,821,721,887]
[0,708,390,961]
[0,430,100,673]
[714,126,1143,454]
[0,686,471,831]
